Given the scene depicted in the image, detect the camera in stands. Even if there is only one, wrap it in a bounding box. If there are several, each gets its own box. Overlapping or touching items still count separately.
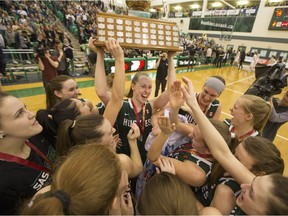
[35,47,49,58]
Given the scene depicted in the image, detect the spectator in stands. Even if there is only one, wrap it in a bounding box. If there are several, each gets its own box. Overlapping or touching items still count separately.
[1,11,12,27]
[44,25,55,49]
[11,20,20,31]
[0,46,6,77]
[0,33,5,48]
[17,5,27,17]
[263,91,288,142]
[53,40,69,76]
[4,25,16,48]
[63,38,74,71]
[36,47,58,88]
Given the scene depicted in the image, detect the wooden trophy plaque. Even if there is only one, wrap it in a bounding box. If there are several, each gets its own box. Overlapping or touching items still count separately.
[94,12,182,51]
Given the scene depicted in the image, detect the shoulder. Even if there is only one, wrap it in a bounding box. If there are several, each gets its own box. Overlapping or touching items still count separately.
[199,207,222,215]
[118,154,132,173]
[211,99,220,106]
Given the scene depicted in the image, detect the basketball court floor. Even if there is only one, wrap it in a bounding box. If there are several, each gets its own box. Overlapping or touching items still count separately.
[2,64,287,175]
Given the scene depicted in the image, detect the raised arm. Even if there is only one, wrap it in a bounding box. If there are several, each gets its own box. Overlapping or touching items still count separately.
[147,116,174,163]
[269,97,288,123]
[148,115,207,187]
[181,77,255,184]
[87,37,111,106]
[102,39,125,126]
[169,79,195,136]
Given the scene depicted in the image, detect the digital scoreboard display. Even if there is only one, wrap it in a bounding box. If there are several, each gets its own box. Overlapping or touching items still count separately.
[269,8,288,30]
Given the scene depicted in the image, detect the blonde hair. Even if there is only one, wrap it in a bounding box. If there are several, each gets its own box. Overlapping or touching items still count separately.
[138,172,199,215]
[239,95,271,132]
[21,144,122,215]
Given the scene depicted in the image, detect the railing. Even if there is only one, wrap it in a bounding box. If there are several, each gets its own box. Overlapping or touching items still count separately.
[3,48,35,64]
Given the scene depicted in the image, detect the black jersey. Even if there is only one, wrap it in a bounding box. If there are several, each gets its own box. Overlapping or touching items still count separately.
[179,94,220,125]
[116,98,152,163]
[0,134,56,214]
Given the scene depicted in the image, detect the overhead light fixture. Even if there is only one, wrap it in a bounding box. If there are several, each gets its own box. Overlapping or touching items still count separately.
[212,2,222,7]
[149,8,157,12]
[190,4,200,9]
[269,0,282,2]
[174,5,182,11]
[237,0,249,5]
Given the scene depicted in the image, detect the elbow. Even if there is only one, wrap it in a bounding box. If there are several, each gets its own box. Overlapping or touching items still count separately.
[147,152,158,164]
[130,164,144,178]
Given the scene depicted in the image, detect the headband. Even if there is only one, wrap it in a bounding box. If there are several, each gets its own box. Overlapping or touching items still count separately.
[204,77,225,95]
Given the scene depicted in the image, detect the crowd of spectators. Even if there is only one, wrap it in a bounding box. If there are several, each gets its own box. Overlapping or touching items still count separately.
[48,1,126,45]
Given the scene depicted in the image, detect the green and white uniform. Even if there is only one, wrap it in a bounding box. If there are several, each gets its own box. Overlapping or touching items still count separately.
[116,98,152,163]
[169,143,213,206]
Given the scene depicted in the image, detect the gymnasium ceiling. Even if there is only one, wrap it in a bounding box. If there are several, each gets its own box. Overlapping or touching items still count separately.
[151,0,262,11]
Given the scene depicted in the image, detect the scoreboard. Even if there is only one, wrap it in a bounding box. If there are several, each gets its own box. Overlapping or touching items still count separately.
[269,8,288,30]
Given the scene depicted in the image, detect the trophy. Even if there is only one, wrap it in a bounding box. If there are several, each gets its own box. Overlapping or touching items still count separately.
[94,12,182,51]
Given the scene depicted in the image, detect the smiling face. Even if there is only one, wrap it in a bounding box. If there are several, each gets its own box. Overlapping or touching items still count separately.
[132,75,152,105]
[55,79,80,100]
[230,97,251,127]
[198,86,219,106]
[237,175,271,215]
[0,96,42,139]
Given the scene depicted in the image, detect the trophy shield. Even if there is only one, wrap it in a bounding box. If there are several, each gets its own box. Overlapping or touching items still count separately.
[94,12,182,51]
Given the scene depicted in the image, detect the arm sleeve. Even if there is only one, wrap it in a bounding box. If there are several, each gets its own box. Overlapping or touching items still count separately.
[269,107,288,123]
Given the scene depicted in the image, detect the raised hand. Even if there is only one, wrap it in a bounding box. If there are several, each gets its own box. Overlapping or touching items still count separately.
[104,38,124,60]
[157,116,176,135]
[181,77,197,109]
[87,36,104,54]
[170,80,184,109]
[127,123,140,141]
[156,157,176,175]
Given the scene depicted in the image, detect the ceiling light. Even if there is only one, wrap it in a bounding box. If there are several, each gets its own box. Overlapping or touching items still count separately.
[212,2,222,7]
[268,0,282,2]
[174,5,182,11]
[237,0,249,5]
[190,4,200,9]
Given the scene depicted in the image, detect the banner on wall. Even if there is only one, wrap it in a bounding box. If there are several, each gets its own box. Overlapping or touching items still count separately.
[189,16,256,32]
[227,9,240,16]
